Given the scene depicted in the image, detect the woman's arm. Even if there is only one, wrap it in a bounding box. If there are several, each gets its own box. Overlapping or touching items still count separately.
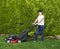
[34,19,38,24]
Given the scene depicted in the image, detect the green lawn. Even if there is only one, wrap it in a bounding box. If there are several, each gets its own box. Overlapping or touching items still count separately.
[0,35,60,49]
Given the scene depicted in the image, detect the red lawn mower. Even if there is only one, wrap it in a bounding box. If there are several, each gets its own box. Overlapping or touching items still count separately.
[5,25,35,43]
[5,34,21,43]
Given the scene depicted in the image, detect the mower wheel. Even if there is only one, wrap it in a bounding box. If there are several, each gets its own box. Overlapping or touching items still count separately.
[18,40,21,43]
[7,40,10,43]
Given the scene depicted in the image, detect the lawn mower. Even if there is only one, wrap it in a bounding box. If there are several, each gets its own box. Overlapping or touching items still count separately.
[5,34,21,43]
[5,25,36,43]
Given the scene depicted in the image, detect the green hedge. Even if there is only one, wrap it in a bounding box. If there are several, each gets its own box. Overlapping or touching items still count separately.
[0,0,60,35]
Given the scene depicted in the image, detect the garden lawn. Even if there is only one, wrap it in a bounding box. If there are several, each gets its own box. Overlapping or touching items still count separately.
[0,35,60,49]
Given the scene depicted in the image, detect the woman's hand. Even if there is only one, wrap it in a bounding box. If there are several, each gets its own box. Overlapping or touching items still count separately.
[35,23,38,25]
[32,23,38,25]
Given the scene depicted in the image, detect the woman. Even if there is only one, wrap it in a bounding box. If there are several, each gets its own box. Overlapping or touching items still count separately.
[33,10,44,42]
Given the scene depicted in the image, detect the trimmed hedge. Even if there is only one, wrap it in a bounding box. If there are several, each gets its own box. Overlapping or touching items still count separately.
[0,0,60,35]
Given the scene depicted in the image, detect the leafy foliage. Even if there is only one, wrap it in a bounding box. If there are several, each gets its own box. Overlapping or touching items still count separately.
[0,0,60,35]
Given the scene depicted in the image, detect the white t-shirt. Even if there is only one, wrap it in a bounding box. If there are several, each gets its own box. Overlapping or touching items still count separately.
[37,15,44,25]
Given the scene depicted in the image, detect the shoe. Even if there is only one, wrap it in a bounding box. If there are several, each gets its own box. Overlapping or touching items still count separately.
[34,40,36,42]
